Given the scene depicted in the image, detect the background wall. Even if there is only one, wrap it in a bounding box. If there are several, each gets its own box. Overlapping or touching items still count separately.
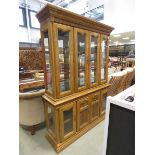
[19,47,44,70]
[66,0,104,14]
[19,0,135,44]
[19,0,45,44]
[103,0,135,34]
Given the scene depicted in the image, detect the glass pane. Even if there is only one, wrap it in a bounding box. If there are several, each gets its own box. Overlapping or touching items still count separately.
[90,36,98,83]
[58,30,71,92]
[78,33,86,87]
[48,106,55,135]
[63,108,73,135]
[101,39,107,80]
[44,31,52,93]
[19,8,24,26]
[30,11,40,28]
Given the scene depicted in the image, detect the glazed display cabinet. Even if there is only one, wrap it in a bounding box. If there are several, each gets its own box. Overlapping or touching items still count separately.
[36,4,114,152]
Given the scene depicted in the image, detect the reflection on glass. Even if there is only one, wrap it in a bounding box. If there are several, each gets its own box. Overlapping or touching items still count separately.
[63,108,73,135]
[90,36,98,83]
[44,31,52,92]
[58,30,70,92]
[101,40,107,80]
[48,106,55,135]
[78,33,86,87]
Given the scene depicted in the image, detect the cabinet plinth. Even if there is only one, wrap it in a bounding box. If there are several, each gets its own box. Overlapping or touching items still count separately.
[37,3,114,153]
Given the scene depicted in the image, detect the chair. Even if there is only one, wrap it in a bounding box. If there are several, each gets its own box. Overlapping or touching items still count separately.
[124,69,135,90]
[107,75,124,96]
[126,58,135,67]
[19,89,45,135]
[117,73,128,93]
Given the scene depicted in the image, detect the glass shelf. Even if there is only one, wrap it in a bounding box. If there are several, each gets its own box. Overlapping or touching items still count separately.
[101,39,107,81]
[44,31,52,93]
[77,32,86,87]
[63,108,73,135]
[90,35,98,84]
[58,30,71,92]
[48,105,56,135]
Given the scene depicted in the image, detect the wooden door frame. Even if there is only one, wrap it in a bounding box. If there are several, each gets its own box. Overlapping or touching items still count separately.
[74,28,89,92]
[53,23,74,98]
[100,90,107,116]
[41,23,56,97]
[59,101,76,142]
[100,34,109,83]
[88,32,100,88]
[90,92,100,122]
[46,103,57,140]
[76,97,90,131]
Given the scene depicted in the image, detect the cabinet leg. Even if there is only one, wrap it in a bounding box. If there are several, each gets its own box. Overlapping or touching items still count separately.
[29,125,36,135]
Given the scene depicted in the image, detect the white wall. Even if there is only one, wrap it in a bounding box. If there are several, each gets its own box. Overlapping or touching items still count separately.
[87,0,104,11]
[103,0,135,34]
[30,29,41,43]
[19,0,45,43]
[67,0,134,34]
[19,0,135,43]
[66,0,87,14]
[66,0,104,14]
[19,27,29,42]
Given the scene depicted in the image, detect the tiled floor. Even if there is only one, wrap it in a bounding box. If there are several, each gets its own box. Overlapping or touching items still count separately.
[19,121,105,155]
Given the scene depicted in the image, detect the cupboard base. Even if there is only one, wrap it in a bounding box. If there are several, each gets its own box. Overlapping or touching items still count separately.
[46,114,105,153]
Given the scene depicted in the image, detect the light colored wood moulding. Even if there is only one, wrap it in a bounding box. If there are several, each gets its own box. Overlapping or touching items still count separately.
[74,28,89,92]
[36,3,114,153]
[53,23,74,98]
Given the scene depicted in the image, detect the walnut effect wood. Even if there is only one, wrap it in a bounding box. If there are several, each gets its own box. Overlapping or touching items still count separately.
[29,125,36,135]
[19,80,45,92]
[36,3,113,153]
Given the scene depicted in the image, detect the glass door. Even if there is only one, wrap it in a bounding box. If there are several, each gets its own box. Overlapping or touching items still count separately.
[74,28,88,92]
[53,23,74,98]
[45,102,57,139]
[59,102,76,142]
[89,32,100,87]
[100,34,109,83]
[43,30,52,94]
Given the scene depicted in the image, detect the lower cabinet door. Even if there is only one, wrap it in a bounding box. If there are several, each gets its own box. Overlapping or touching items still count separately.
[90,92,100,122]
[100,91,107,115]
[77,97,90,131]
[59,102,76,142]
[47,104,57,138]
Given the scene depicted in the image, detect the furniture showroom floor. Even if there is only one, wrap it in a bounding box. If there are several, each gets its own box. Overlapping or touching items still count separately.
[20,121,105,155]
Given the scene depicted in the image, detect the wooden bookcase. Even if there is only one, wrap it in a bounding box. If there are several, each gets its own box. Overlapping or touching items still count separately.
[36,4,114,152]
